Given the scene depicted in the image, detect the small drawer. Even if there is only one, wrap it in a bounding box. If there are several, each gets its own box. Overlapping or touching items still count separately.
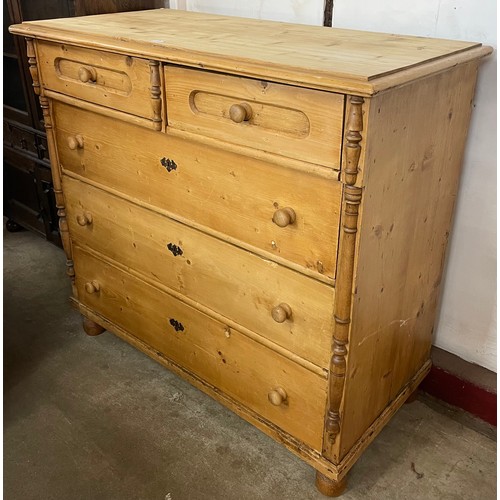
[36,41,160,125]
[165,66,344,169]
[54,100,342,280]
[74,246,328,451]
[64,177,335,368]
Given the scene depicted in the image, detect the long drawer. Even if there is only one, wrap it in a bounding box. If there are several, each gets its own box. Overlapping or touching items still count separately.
[37,41,158,123]
[54,100,342,280]
[73,246,328,451]
[165,65,344,169]
[64,176,334,368]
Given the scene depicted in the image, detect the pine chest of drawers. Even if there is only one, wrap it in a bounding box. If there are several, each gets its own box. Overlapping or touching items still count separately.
[11,10,491,496]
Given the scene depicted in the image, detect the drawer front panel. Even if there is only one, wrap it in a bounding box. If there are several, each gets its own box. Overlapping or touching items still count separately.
[165,66,344,169]
[74,246,327,451]
[54,101,342,279]
[64,177,334,368]
[37,41,157,121]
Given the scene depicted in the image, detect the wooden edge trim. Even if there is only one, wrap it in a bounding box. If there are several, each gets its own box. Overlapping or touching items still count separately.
[77,303,340,480]
[323,96,364,459]
[335,360,432,478]
[73,243,329,378]
[8,28,374,94]
[43,89,160,130]
[148,60,162,130]
[29,39,78,298]
[25,38,40,96]
[61,169,336,287]
[371,45,492,95]
[165,128,341,180]
[10,30,491,96]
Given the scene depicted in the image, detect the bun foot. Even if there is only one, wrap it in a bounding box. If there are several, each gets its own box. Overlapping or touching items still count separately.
[82,317,105,336]
[315,471,347,497]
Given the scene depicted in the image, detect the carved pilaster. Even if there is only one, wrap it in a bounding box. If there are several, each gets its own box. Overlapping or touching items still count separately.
[39,95,77,296]
[149,60,162,131]
[343,96,364,185]
[26,38,40,96]
[323,96,364,460]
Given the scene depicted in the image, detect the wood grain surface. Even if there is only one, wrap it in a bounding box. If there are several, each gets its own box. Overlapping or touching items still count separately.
[338,61,480,459]
[64,176,335,369]
[165,65,344,168]
[37,41,154,120]
[53,100,342,281]
[74,246,328,451]
[12,13,491,490]
[10,9,490,95]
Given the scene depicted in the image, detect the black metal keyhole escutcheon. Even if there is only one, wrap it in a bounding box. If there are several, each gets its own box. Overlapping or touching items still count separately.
[167,243,183,257]
[170,318,184,332]
[161,157,177,172]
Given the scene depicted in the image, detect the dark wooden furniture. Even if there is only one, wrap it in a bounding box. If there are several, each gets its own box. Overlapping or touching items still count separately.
[3,0,163,243]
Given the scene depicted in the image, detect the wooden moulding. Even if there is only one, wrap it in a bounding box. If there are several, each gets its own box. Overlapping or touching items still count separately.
[29,39,77,298]
[39,95,76,295]
[323,96,364,460]
[26,38,40,96]
[10,13,492,96]
[149,60,162,131]
[342,97,364,186]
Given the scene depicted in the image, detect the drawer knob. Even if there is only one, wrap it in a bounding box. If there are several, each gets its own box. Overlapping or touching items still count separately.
[78,66,97,83]
[268,387,287,406]
[85,280,100,294]
[271,303,292,323]
[272,207,296,228]
[76,212,93,226]
[67,134,84,150]
[229,102,253,123]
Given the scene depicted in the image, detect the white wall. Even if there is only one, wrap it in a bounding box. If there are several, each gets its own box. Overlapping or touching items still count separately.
[169,0,324,24]
[170,0,497,371]
[332,1,497,372]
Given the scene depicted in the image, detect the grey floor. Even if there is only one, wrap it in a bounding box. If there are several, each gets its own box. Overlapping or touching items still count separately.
[4,227,497,500]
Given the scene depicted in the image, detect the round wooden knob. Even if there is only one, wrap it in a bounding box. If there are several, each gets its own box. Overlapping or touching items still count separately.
[271,303,292,323]
[268,387,287,406]
[85,280,100,294]
[229,102,253,123]
[272,207,296,228]
[78,66,97,83]
[76,212,92,226]
[67,134,84,150]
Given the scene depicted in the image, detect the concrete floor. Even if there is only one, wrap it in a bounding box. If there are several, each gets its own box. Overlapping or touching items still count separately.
[4,227,497,500]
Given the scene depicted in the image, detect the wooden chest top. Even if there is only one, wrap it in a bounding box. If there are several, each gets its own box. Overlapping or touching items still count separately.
[9,8,490,95]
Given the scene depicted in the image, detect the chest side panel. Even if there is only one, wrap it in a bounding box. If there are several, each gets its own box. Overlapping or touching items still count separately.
[338,60,480,459]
